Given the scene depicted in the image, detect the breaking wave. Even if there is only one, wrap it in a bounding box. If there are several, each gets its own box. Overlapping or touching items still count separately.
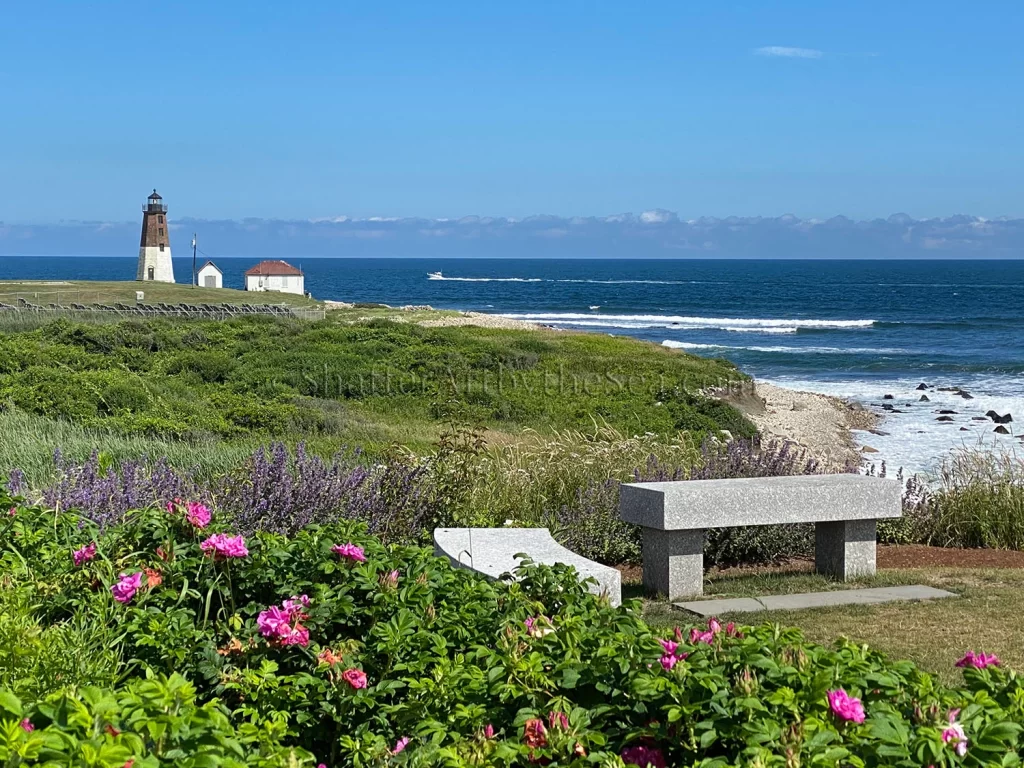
[661,340,910,355]
[502,313,875,331]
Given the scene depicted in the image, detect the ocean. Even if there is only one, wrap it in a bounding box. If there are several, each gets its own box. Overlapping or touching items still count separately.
[3,256,1022,474]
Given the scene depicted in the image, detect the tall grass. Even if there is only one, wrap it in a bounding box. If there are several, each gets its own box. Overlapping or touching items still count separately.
[0,409,260,487]
[908,447,1024,549]
[464,425,702,527]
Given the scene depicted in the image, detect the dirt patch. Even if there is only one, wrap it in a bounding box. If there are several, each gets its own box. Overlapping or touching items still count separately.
[616,564,643,584]
[878,545,1024,569]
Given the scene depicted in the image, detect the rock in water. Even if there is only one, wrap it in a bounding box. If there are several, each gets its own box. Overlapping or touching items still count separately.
[937,409,958,415]
[883,394,894,400]
[919,395,930,402]
[960,391,974,399]
[916,383,929,390]
[994,425,1011,435]
[936,416,955,422]
[986,410,1013,424]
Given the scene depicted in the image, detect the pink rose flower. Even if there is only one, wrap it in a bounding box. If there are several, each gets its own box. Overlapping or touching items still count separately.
[689,628,714,644]
[621,745,667,768]
[185,502,211,528]
[282,623,309,647]
[658,638,678,655]
[659,654,678,671]
[548,711,569,730]
[111,572,143,604]
[257,605,292,639]
[331,542,366,562]
[392,737,410,755]
[342,668,368,689]
[282,594,311,618]
[200,533,248,559]
[688,617,725,646]
[20,718,34,732]
[257,597,312,647]
[956,650,1000,669]
[827,689,866,724]
[72,541,97,566]
[483,724,495,739]
[942,709,968,757]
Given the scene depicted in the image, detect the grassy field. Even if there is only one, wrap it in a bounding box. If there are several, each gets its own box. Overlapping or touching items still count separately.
[0,312,753,485]
[0,279,322,308]
[641,566,1024,681]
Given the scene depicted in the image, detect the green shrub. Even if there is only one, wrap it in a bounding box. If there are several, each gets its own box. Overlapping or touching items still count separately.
[3,489,1022,767]
[0,674,314,767]
[0,316,753,457]
[163,350,238,383]
[99,378,152,415]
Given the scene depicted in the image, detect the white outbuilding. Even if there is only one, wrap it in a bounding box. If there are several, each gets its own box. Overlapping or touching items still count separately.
[244,260,305,295]
[197,261,223,289]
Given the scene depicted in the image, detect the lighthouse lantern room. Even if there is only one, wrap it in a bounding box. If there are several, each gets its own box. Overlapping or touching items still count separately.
[136,189,175,283]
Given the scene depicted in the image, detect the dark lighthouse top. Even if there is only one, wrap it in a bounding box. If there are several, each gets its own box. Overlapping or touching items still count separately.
[145,189,167,213]
[140,190,170,249]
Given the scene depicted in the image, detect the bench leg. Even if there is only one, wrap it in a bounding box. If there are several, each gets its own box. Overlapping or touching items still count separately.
[642,528,705,600]
[815,520,876,581]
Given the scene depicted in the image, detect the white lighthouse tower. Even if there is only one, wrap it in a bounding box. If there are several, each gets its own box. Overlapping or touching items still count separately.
[136,190,175,282]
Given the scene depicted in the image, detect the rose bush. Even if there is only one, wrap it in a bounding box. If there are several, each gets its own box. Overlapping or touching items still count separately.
[2,487,1022,767]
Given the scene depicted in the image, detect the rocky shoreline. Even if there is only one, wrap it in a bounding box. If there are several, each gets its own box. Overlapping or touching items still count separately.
[729,382,877,469]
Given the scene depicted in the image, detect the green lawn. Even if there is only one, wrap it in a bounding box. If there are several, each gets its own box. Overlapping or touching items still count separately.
[640,566,1024,682]
[0,279,322,308]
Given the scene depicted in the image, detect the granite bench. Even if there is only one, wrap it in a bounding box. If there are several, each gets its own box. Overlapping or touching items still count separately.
[433,527,622,607]
[619,474,902,600]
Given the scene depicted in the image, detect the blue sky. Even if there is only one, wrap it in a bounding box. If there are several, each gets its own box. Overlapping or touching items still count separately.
[2,1,1022,223]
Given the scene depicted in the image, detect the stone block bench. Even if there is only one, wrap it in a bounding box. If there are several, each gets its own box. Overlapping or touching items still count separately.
[433,527,622,607]
[619,474,902,600]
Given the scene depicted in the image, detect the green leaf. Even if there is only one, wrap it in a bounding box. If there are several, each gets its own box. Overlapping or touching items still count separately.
[0,691,22,718]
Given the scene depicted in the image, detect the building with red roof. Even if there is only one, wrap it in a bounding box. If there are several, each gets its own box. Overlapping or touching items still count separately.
[244,260,305,296]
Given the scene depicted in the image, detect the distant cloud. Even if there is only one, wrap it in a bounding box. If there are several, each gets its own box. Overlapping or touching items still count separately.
[639,209,678,224]
[754,46,823,59]
[4,212,1023,260]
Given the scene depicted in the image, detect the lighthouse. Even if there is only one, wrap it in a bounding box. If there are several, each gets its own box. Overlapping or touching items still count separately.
[136,190,175,282]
